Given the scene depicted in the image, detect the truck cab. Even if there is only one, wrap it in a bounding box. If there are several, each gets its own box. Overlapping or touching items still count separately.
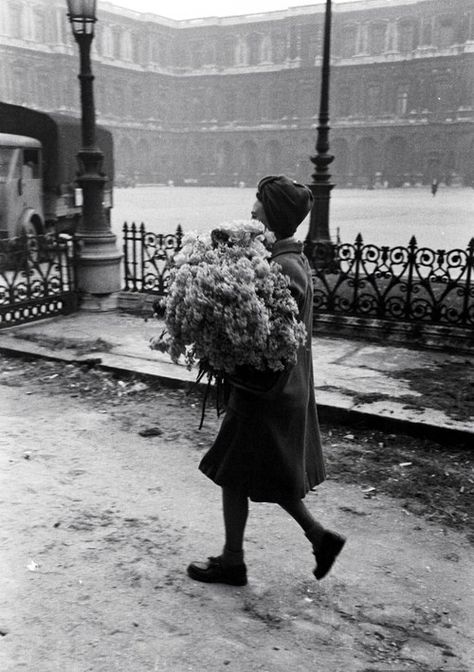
[0,134,44,239]
[0,102,114,242]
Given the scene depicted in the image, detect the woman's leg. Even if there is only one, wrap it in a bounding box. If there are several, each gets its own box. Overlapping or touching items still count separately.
[278,498,325,543]
[278,497,345,581]
[222,486,249,564]
[187,486,249,585]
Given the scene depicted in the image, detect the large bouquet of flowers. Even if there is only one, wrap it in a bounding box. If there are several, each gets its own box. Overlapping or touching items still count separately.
[150,220,306,379]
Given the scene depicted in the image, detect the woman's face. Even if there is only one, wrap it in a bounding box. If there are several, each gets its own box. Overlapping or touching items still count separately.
[252,198,277,246]
[251,199,268,227]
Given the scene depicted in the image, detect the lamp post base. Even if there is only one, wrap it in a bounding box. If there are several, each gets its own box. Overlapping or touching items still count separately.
[76,231,123,301]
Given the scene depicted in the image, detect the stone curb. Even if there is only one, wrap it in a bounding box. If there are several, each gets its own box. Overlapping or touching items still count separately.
[1,338,472,447]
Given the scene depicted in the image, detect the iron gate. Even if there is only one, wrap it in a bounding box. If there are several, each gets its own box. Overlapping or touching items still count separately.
[0,232,79,328]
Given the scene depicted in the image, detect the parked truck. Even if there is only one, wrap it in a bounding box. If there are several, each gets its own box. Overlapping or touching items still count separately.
[0,102,114,240]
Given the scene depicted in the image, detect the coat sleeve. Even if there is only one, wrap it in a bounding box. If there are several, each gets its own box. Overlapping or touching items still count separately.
[227,364,290,399]
[272,255,307,315]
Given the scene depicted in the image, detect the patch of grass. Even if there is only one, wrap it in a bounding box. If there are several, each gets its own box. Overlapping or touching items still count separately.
[323,425,473,540]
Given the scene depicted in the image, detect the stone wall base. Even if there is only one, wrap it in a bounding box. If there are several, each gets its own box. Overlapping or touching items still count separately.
[119,291,474,354]
[313,314,473,353]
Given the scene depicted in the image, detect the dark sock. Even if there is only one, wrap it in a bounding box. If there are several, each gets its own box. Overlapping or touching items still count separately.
[222,546,244,566]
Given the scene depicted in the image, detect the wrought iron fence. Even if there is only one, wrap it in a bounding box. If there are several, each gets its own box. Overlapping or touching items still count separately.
[313,234,474,328]
[121,224,474,329]
[0,233,78,328]
[123,222,183,295]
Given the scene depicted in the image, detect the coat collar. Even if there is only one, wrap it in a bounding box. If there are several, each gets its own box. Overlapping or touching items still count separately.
[271,238,303,259]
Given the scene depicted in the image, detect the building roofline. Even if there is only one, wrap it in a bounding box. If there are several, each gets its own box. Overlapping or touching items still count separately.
[100,0,449,28]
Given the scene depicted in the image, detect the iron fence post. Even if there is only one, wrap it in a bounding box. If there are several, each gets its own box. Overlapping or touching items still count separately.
[461,238,474,327]
[352,233,363,313]
[123,222,129,291]
[405,236,417,320]
[140,222,146,292]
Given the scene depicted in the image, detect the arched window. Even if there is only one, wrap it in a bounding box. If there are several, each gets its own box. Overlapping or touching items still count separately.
[355,137,377,186]
[395,84,409,115]
[34,9,46,43]
[368,22,387,55]
[248,33,262,65]
[204,43,215,65]
[94,25,103,55]
[131,84,142,117]
[9,2,23,39]
[261,34,271,62]
[203,87,216,120]
[222,36,236,67]
[112,27,122,60]
[131,33,140,63]
[38,73,50,108]
[103,26,114,57]
[340,24,357,58]
[307,25,322,62]
[192,41,204,69]
[224,88,236,121]
[263,141,282,173]
[398,19,417,53]
[289,25,299,60]
[236,37,247,65]
[245,84,260,120]
[122,31,132,61]
[332,138,350,183]
[337,86,353,117]
[366,84,381,115]
[272,30,287,63]
[437,15,455,48]
[12,65,26,102]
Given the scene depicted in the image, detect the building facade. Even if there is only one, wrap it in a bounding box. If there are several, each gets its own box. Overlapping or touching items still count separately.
[0,0,473,187]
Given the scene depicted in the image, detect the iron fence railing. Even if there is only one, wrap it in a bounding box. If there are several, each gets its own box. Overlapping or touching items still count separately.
[0,233,78,328]
[313,234,474,328]
[123,222,183,295]
[122,224,474,329]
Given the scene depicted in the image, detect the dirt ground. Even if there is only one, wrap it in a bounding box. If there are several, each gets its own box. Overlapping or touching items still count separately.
[0,355,473,672]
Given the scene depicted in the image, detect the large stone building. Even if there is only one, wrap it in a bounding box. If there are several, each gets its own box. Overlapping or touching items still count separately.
[0,0,473,187]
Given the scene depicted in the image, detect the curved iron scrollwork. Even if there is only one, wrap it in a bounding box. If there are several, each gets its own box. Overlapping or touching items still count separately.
[122,224,473,329]
[123,222,183,295]
[312,234,474,327]
[0,233,78,327]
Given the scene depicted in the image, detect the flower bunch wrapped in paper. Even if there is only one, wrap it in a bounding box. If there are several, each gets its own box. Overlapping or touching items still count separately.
[151,220,307,384]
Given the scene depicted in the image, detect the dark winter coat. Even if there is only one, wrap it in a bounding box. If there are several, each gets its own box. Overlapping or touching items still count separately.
[199,238,326,502]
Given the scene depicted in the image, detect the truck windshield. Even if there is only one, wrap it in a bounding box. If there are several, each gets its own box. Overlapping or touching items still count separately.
[0,148,16,182]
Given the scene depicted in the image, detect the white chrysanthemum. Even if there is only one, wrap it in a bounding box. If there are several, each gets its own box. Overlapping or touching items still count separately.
[151,220,306,374]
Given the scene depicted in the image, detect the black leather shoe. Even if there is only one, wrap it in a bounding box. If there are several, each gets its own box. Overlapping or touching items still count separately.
[313,531,346,580]
[187,556,247,586]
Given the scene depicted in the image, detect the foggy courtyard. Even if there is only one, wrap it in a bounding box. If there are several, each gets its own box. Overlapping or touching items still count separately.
[112,186,474,250]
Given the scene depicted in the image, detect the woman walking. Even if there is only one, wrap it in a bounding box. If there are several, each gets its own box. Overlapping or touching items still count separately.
[187,175,345,586]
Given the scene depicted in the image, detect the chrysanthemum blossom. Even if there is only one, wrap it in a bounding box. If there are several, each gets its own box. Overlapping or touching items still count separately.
[151,220,307,374]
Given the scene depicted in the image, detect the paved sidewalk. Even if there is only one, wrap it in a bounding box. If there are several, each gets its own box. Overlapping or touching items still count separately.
[0,310,472,443]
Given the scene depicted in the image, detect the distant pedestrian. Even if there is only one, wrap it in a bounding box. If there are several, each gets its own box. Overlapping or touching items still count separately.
[431,179,439,196]
[187,175,346,587]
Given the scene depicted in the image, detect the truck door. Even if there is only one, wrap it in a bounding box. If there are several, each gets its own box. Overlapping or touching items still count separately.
[21,148,43,233]
[0,147,22,238]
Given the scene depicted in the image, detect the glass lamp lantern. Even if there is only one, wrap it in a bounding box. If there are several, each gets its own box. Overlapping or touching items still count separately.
[66,0,97,36]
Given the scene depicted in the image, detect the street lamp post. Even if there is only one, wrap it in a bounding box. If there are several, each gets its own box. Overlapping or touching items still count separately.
[66,0,122,309]
[304,0,336,270]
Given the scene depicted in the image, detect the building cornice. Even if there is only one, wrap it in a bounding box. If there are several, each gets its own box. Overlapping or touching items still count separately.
[100,0,458,28]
